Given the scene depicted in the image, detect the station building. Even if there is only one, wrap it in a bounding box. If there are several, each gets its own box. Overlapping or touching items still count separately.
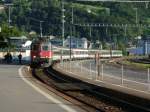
[64,36,88,49]
[128,36,150,55]
[9,36,27,48]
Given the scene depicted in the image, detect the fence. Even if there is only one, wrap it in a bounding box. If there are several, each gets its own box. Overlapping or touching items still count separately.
[58,60,150,93]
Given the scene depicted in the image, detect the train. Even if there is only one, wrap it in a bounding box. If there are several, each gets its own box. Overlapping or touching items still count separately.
[30,39,53,67]
[30,39,122,67]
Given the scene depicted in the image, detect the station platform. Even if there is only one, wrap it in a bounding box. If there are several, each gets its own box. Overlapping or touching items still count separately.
[0,64,86,112]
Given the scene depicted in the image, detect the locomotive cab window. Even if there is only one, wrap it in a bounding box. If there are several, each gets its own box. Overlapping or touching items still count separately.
[42,45,49,51]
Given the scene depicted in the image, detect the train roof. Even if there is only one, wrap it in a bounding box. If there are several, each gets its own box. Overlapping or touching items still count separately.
[31,38,51,45]
[53,46,122,52]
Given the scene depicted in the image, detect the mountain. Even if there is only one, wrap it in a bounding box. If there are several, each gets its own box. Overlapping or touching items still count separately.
[0,0,150,49]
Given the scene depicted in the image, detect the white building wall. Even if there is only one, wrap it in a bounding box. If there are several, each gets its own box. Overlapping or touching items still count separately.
[64,37,88,49]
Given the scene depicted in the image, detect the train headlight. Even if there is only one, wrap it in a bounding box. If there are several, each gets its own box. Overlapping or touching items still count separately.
[40,52,42,56]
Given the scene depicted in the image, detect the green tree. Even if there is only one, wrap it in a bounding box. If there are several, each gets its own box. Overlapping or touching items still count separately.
[1,0,150,47]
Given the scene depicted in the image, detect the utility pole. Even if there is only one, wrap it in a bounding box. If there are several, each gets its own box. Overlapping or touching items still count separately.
[135,8,138,24]
[40,21,44,37]
[89,27,92,40]
[71,6,74,25]
[8,5,11,27]
[62,0,65,46]
[133,8,138,24]
[72,6,75,36]
[106,27,108,35]
[70,5,74,60]
[5,4,13,27]
[29,17,44,37]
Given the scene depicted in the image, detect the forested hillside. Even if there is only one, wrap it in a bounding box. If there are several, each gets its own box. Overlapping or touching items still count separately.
[0,0,150,49]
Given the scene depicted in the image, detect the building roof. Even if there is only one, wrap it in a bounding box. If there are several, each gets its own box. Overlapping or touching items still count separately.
[9,36,27,40]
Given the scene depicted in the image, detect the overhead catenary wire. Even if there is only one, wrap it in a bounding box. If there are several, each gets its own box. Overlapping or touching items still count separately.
[77,0,150,3]
[74,23,150,28]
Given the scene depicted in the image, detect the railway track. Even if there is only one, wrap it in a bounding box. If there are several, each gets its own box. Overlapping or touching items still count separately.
[33,64,150,112]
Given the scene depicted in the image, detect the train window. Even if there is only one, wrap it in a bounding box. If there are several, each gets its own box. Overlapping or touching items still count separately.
[53,49,61,55]
[63,50,69,55]
[54,51,61,55]
[71,50,74,54]
[76,51,79,54]
[78,44,82,47]
[42,46,49,51]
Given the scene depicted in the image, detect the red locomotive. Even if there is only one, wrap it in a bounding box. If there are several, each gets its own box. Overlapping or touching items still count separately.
[30,38,52,68]
[30,38,123,68]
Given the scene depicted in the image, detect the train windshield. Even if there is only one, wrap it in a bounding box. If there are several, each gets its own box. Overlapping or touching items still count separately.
[42,45,49,51]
